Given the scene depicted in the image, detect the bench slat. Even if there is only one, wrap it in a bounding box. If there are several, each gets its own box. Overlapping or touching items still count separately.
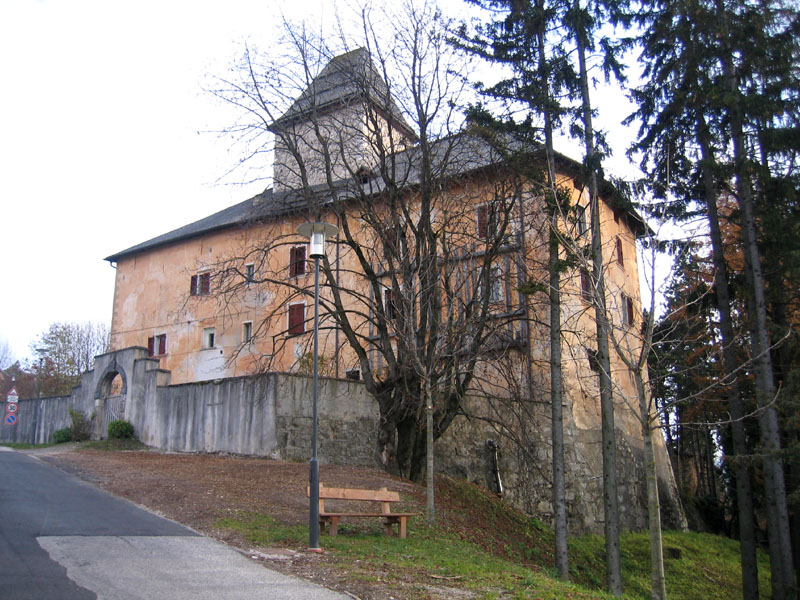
[314,485,400,502]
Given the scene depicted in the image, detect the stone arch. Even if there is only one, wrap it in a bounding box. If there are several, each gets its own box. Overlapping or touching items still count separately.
[95,360,128,399]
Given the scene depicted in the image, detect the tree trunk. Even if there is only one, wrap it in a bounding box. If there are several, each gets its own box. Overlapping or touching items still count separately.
[698,106,760,600]
[635,373,667,600]
[549,209,569,580]
[574,1,621,593]
[719,36,796,598]
[537,0,569,579]
[426,383,435,524]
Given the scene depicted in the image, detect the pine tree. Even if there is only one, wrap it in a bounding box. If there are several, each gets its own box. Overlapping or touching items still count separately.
[630,0,800,595]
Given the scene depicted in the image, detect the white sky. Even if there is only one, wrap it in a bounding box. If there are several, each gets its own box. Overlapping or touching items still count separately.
[0,0,643,364]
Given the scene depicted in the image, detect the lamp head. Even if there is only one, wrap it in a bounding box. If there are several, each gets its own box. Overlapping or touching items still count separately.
[297,222,339,258]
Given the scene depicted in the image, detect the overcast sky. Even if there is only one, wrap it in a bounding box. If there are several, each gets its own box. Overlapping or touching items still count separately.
[0,0,641,364]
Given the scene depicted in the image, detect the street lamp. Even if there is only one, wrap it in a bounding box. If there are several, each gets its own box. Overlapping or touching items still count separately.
[297,221,338,552]
[35,347,46,399]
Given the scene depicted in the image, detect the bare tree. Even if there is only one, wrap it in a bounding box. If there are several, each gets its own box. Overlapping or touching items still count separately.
[31,321,110,396]
[205,2,531,486]
[0,338,13,371]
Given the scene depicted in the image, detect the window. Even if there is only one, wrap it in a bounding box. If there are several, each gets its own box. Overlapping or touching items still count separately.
[477,202,516,245]
[489,265,504,303]
[580,269,592,302]
[587,348,600,372]
[576,205,588,237]
[383,288,397,320]
[288,303,305,335]
[477,204,498,240]
[203,327,216,349]
[244,264,255,282]
[147,334,166,357]
[289,245,307,277]
[616,237,624,267]
[242,321,253,343]
[190,272,210,296]
[355,166,370,184]
[383,226,401,261]
[621,293,635,327]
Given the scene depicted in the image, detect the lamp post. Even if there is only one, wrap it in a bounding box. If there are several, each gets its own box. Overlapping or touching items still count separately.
[297,221,338,552]
[35,347,46,399]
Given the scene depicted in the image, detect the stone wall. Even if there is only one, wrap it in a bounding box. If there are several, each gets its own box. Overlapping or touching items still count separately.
[0,347,685,534]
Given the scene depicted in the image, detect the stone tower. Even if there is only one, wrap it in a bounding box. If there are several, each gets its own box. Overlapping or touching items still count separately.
[269,48,417,193]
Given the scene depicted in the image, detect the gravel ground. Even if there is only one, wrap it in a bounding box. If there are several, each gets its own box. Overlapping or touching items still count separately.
[35,446,440,600]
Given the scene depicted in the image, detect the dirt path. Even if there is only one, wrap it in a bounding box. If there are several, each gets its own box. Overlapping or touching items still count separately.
[35,446,433,600]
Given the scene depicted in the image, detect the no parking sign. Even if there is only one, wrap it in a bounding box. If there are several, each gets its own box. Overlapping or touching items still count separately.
[5,385,19,425]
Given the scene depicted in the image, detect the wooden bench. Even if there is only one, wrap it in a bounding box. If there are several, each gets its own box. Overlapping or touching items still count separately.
[308,484,418,538]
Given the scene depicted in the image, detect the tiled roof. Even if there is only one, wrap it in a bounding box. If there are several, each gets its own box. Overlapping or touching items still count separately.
[105,131,646,262]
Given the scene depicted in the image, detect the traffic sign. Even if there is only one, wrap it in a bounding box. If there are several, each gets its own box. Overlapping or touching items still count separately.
[6,402,17,414]
[4,413,17,426]
[6,386,18,403]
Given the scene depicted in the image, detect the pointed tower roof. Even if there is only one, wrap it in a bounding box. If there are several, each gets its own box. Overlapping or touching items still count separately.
[272,47,417,140]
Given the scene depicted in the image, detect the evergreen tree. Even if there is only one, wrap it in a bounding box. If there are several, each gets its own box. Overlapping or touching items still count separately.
[630,0,800,595]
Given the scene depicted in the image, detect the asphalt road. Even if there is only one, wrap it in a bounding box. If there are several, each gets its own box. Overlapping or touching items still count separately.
[0,448,347,599]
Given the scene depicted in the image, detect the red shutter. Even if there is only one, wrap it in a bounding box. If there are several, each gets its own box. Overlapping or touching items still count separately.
[158,334,167,355]
[190,275,198,296]
[200,273,210,295]
[288,303,305,335]
[477,205,488,239]
[296,246,306,276]
[626,296,635,326]
[290,247,306,277]
[616,238,624,266]
[581,270,591,301]
[289,247,297,277]
[147,336,155,356]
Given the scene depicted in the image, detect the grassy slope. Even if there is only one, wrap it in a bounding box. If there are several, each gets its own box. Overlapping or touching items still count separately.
[217,474,770,599]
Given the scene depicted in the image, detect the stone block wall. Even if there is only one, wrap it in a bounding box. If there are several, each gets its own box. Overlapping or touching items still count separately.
[0,347,684,535]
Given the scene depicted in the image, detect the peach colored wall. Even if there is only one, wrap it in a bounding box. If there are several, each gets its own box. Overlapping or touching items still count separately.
[110,167,645,442]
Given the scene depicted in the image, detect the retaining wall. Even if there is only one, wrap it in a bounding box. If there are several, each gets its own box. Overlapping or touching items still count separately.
[0,347,685,534]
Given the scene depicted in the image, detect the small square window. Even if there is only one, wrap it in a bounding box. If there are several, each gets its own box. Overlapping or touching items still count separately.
[147,333,167,356]
[288,303,305,335]
[289,246,307,277]
[203,327,216,349]
[190,272,211,296]
[245,264,255,282]
[242,321,253,343]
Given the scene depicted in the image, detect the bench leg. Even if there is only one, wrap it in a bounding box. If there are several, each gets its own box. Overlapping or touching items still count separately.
[384,520,394,536]
[398,516,407,539]
[329,516,339,536]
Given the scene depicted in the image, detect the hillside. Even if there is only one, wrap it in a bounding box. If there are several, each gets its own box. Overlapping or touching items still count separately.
[37,445,769,599]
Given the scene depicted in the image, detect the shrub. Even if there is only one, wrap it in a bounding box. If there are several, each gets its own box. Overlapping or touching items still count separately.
[53,428,72,444]
[68,408,92,442]
[107,419,134,440]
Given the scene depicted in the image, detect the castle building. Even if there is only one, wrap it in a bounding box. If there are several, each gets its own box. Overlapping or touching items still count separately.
[104,48,684,532]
